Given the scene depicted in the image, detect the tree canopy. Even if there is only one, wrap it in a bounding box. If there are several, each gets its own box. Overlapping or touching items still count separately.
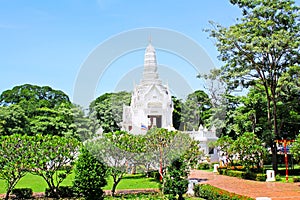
[90,91,131,133]
[0,84,70,110]
[208,0,300,171]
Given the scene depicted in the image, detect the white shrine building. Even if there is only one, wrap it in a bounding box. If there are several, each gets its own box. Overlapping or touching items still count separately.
[122,42,174,135]
[121,42,218,161]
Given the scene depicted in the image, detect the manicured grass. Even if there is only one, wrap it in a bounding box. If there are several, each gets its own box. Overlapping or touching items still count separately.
[103,174,160,190]
[0,173,159,194]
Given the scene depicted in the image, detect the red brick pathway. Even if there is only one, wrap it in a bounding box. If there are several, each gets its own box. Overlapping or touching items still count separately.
[189,170,300,200]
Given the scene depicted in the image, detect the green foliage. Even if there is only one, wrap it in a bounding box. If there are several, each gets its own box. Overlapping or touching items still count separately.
[90,91,131,133]
[0,134,34,200]
[104,193,165,200]
[208,0,300,171]
[197,163,211,170]
[163,158,189,200]
[226,169,245,178]
[230,132,267,170]
[230,87,270,140]
[29,104,73,136]
[0,84,88,138]
[290,134,300,161]
[194,184,254,200]
[217,168,266,181]
[172,96,183,130]
[181,140,203,169]
[180,90,211,131]
[275,174,281,181]
[12,188,33,199]
[85,129,201,196]
[0,104,28,136]
[0,84,70,110]
[255,174,267,182]
[45,186,75,198]
[213,135,234,163]
[73,148,107,200]
[144,128,201,179]
[215,133,266,171]
[292,176,300,183]
[146,170,161,181]
[30,134,81,198]
[85,130,140,196]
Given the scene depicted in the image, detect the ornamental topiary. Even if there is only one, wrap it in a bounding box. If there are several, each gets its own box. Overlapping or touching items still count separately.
[73,148,107,200]
[162,158,189,200]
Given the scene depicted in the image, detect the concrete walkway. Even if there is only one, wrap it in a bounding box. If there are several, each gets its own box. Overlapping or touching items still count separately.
[189,170,300,200]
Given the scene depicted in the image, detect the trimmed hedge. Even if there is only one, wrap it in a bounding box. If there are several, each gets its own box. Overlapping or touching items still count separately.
[12,188,33,199]
[146,170,161,181]
[293,176,300,182]
[45,186,75,198]
[197,163,211,170]
[218,169,266,181]
[194,184,254,200]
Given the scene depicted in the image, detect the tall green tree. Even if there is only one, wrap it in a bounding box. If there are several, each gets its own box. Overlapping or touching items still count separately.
[0,84,77,136]
[181,90,211,131]
[208,0,300,171]
[231,86,269,139]
[198,69,238,136]
[90,91,131,133]
[277,65,300,138]
[0,84,70,115]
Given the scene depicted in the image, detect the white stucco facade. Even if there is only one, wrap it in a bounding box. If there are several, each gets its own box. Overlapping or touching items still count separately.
[185,125,219,162]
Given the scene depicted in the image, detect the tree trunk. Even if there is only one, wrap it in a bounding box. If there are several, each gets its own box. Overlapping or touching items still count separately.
[4,188,12,200]
[272,97,279,173]
[111,176,121,197]
[263,83,278,173]
[178,193,184,200]
[111,182,117,197]
[271,143,278,173]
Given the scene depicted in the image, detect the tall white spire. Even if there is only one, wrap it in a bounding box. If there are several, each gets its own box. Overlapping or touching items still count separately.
[122,41,173,135]
[141,42,160,84]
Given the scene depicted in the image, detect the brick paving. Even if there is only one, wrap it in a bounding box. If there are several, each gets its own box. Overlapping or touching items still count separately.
[189,170,300,200]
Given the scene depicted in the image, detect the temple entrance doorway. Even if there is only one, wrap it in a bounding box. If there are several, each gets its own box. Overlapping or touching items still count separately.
[148,115,162,129]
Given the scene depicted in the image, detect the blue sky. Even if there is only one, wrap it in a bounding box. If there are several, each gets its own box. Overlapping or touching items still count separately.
[1,1,298,106]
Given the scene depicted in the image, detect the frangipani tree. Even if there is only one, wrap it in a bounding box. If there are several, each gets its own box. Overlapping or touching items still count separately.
[230,132,267,170]
[30,135,81,198]
[0,135,34,200]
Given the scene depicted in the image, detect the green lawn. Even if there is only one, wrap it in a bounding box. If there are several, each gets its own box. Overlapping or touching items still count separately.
[0,173,160,194]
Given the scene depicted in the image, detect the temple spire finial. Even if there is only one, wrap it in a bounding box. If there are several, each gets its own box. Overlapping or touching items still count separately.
[148,34,152,44]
